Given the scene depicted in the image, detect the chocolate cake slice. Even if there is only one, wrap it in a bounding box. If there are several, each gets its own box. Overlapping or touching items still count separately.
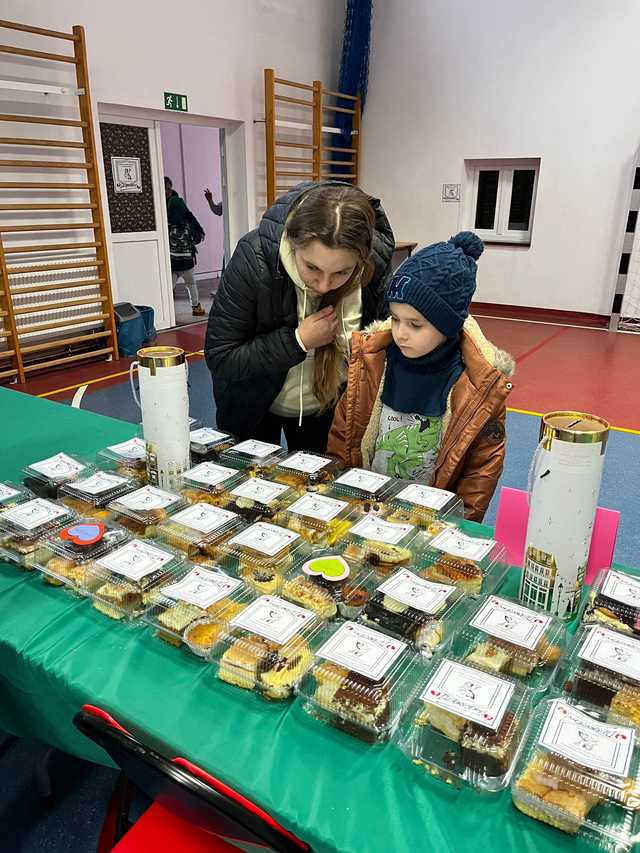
[460,711,519,778]
[331,671,391,743]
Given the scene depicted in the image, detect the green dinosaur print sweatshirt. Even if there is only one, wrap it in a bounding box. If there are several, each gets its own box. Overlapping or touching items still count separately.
[371,404,443,482]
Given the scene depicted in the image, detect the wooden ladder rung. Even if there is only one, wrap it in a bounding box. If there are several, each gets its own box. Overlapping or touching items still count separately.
[322,89,359,102]
[321,104,355,115]
[20,329,112,355]
[0,138,86,149]
[320,159,354,166]
[0,44,77,64]
[324,146,357,153]
[23,346,113,374]
[11,277,104,295]
[274,77,314,92]
[275,140,316,150]
[321,172,356,179]
[0,348,15,358]
[0,181,93,189]
[0,222,99,233]
[0,19,77,42]
[0,115,87,128]
[0,203,96,211]
[17,311,109,335]
[0,159,92,169]
[274,94,313,107]
[7,259,101,275]
[14,295,107,315]
[275,156,312,164]
[0,367,18,379]
[275,171,314,179]
[0,327,12,339]
[4,241,100,254]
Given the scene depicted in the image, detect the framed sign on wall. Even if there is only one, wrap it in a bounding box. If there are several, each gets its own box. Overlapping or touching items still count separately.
[111,156,142,193]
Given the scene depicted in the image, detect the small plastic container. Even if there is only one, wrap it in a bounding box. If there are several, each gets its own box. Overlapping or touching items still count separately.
[211,592,325,700]
[279,550,375,621]
[558,624,640,727]
[384,481,464,534]
[154,502,242,563]
[270,451,339,493]
[223,477,297,522]
[142,564,247,654]
[218,521,307,594]
[297,620,423,743]
[0,498,76,569]
[59,471,137,520]
[190,427,237,462]
[0,481,31,511]
[36,519,130,591]
[418,527,508,596]
[360,568,467,658]
[581,568,640,638]
[22,452,91,499]
[98,437,148,484]
[85,538,186,621]
[330,467,396,513]
[107,485,188,538]
[180,461,245,506]
[512,697,640,845]
[396,656,531,790]
[275,492,355,547]
[451,594,567,691]
[218,440,287,476]
[341,513,419,577]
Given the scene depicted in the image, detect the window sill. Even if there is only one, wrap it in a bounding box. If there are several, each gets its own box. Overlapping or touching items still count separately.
[482,238,532,248]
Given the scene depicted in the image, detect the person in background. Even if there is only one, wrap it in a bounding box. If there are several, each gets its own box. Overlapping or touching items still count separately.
[327,232,515,521]
[205,181,395,450]
[204,187,223,216]
[165,176,205,317]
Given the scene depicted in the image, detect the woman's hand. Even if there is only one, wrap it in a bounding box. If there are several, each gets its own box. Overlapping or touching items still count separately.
[297,306,338,350]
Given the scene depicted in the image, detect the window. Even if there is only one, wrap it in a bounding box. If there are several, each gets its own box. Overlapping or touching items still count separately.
[467,159,539,245]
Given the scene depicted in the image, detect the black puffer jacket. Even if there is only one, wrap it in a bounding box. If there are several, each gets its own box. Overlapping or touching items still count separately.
[205,182,395,437]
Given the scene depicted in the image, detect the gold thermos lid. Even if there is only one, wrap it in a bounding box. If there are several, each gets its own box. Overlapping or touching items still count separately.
[540,411,610,449]
[137,346,185,374]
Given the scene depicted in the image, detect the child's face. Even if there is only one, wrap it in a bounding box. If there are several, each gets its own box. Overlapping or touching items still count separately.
[389,302,447,358]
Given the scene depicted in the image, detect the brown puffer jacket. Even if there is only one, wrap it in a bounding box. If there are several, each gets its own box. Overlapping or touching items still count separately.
[327,316,515,521]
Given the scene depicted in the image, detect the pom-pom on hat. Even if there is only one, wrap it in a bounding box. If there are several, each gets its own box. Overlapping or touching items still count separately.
[385,231,484,337]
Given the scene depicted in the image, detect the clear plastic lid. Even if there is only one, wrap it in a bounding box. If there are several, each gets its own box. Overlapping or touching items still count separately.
[223,477,298,523]
[418,527,508,596]
[512,697,640,846]
[297,620,423,743]
[22,452,91,487]
[155,503,242,560]
[271,451,339,491]
[190,427,237,459]
[211,592,326,700]
[558,625,640,728]
[274,492,356,547]
[341,513,419,577]
[0,481,31,510]
[107,485,188,534]
[451,594,567,691]
[396,656,531,790]
[59,471,137,512]
[385,481,465,533]
[582,569,640,639]
[142,564,247,653]
[84,538,186,621]
[180,461,245,502]
[278,550,375,621]
[360,568,467,658]
[98,437,148,472]
[330,467,396,509]
[36,519,130,590]
[219,521,307,590]
[218,440,287,473]
[0,498,77,567]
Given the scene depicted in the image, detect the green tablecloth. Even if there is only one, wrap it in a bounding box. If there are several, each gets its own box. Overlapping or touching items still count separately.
[0,388,591,852]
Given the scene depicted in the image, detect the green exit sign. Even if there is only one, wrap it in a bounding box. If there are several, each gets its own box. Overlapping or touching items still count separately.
[164,92,188,112]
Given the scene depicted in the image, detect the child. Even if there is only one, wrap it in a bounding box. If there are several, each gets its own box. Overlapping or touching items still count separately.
[327,232,514,521]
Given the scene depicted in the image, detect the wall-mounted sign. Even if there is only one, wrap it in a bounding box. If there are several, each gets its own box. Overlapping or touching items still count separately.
[111,156,142,193]
[442,183,461,202]
[164,92,188,112]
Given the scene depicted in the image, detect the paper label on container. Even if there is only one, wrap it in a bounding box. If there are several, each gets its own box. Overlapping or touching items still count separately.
[601,570,640,609]
[539,699,634,777]
[317,621,407,681]
[395,484,455,511]
[190,428,230,447]
[350,515,414,545]
[227,522,299,556]
[230,478,289,503]
[184,462,237,487]
[578,626,640,681]
[69,472,130,496]
[96,539,174,581]
[470,596,552,650]
[29,452,86,481]
[117,485,180,512]
[377,570,456,615]
[170,503,237,534]
[279,452,331,474]
[335,468,390,494]
[2,498,67,530]
[161,568,242,609]
[106,437,146,461]
[287,493,348,522]
[230,595,315,644]
[420,659,514,730]
[429,528,495,561]
[0,483,20,502]
[231,439,281,459]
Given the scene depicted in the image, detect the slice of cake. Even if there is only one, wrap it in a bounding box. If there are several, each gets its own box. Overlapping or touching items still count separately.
[281,576,337,619]
[331,672,391,743]
[259,636,313,700]
[218,635,275,690]
[460,711,519,778]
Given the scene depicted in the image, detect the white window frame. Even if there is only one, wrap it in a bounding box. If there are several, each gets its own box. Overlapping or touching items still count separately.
[466,158,540,245]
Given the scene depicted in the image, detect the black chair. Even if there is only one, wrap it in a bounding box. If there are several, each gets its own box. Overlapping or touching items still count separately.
[74,705,310,852]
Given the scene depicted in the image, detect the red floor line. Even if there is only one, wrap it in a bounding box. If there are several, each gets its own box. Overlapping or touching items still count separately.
[515,325,569,364]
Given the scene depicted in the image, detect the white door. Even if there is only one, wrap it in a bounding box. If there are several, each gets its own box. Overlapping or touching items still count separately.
[99,113,174,329]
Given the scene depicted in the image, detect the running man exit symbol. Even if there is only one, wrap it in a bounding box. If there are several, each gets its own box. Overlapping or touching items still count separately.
[164,92,188,112]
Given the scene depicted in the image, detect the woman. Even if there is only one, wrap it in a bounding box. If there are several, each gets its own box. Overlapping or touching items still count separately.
[205,182,395,450]
[165,176,205,317]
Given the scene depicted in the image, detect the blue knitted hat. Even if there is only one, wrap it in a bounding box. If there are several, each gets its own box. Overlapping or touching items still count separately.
[385,231,484,337]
